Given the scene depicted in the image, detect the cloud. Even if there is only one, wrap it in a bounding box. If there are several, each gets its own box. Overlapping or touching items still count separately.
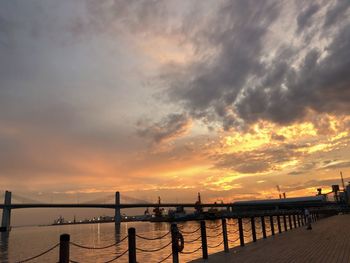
[0,0,349,205]
[160,0,350,130]
[287,161,318,175]
[137,113,191,144]
[321,161,350,170]
[283,177,350,193]
[296,3,320,33]
[215,144,302,174]
[85,0,175,36]
[323,0,350,28]
[163,0,279,126]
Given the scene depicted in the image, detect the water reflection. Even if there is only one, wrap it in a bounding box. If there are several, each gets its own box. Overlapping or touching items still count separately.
[153,222,169,233]
[114,223,122,256]
[0,219,248,263]
[115,223,121,242]
[0,232,9,262]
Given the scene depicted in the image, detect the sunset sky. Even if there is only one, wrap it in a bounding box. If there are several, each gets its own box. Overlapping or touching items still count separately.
[1,0,350,218]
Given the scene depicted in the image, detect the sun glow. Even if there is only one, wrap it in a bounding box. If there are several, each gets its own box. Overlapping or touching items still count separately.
[140,35,194,64]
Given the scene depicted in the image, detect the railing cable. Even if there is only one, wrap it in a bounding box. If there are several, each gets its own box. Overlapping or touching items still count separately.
[207,240,224,249]
[179,226,201,235]
[243,228,251,233]
[136,231,170,241]
[102,249,129,263]
[228,236,240,243]
[179,246,202,255]
[226,221,238,227]
[206,224,222,230]
[68,250,129,263]
[136,240,172,253]
[206,231,223,238]
[156,252,173,263]
[70,235,128,250]
[16,243,59,263]
[227,229,239,234]
[184,235,202,243]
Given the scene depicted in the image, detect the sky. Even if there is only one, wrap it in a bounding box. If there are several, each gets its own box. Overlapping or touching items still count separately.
[1,0,350,224]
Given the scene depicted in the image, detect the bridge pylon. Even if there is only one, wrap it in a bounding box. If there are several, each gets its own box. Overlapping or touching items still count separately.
[115,192,121,225]
[1,191,12,232]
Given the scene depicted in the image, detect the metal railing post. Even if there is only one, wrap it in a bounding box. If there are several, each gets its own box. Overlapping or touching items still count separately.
[171,224,179,263]
[238,218,245,246]
[269,216,275,236]
[59,234,70,263]
[277,215,282,233]
[200,221,208,259]
[300,214,304,225]
[251,217,257,242]
[128,227,136,263]
[260,216,266,239]
[289,215,293,229]
[222,218,229,253]
[293,214,297,228]
[283,215,288,231]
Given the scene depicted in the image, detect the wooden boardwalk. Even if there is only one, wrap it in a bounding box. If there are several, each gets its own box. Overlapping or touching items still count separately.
[191,214,350,263]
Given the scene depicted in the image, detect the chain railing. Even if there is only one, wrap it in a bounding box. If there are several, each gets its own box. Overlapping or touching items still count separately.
[70,235,128,250]
[16,243,59,263]
[179,245,202,255]
[179,226,201,235]
[136,231,170,241]
[15,210,321,263]
[136,240,172,253]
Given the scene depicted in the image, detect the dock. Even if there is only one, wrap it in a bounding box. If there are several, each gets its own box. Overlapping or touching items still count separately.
[191,214,350,263]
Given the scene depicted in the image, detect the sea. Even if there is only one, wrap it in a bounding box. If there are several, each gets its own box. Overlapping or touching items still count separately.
[0,218,277,263]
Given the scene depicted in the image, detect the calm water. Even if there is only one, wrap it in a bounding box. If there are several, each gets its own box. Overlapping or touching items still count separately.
[0,218,283,263]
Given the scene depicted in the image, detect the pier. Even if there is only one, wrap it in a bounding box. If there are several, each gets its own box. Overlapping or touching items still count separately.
[191,214,350,263]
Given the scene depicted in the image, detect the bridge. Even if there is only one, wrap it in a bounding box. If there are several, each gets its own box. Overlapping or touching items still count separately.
[0,190,342,232]
[0,190,235,232]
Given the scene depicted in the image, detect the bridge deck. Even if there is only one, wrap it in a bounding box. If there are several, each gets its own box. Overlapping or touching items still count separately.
[191,214,350,263]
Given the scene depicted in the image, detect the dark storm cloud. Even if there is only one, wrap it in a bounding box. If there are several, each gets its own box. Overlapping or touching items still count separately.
[137,113,191,144]
[323,0,350,28]
[162,0,350,130]
[164,0,279,129]
[296,3,320,34]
